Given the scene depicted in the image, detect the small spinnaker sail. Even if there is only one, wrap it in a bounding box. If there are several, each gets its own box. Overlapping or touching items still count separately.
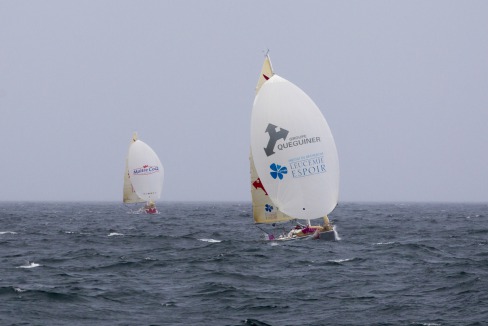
[126,139,164,202]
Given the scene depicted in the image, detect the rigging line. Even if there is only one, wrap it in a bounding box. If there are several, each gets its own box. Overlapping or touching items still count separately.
[254,225,270,235]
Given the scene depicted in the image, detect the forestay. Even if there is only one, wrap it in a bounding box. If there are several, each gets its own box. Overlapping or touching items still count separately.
[250,75,339,220]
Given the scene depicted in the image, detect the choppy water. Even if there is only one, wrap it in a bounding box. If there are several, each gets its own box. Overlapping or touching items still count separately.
[1,202,487,325]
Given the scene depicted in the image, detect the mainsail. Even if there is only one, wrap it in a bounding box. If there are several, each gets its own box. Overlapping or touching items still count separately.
[250,72,339,220]
[250,55,294,224]
[123,133,145,204]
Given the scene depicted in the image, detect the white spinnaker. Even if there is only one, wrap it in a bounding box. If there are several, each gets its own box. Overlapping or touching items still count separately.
[127,140,164,201]
[250,75,339,220]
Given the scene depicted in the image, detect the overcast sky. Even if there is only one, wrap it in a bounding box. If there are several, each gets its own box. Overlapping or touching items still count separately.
[1,1,487,202]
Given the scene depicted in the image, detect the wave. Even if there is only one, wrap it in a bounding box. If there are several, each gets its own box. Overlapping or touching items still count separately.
[17,262,41,269]
[328,258,355,264]
[0,231,17,235]
[0,286,26,295]
[1,287,82,301]
[242,318,273,326]
[108,232,124,237]
[198,238,221,243]
[2,202,487,325]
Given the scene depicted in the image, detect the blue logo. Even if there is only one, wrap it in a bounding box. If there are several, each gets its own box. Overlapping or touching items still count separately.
[265,204,273,212]
[270,163,287,180]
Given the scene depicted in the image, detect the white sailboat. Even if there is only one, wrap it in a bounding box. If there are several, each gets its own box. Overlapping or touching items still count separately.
[250,55,339,241]
[123,132,164,214]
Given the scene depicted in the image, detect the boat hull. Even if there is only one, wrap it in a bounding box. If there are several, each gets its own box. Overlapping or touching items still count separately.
[271,229,336,242]
[314,229,336,241]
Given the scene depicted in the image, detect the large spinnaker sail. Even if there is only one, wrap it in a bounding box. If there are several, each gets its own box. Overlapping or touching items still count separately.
[250,55,294,224]
[127,140,164,201]
[250,75,339,220]
[123,133,145,204]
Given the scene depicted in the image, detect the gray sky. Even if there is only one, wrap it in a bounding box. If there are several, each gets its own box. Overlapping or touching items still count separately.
[1,1,487,202]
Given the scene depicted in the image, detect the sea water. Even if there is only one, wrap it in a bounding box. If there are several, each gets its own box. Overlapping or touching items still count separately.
[0,202,487,325]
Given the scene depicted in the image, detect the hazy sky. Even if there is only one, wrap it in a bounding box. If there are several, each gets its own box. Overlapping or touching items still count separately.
[1,1,487,202]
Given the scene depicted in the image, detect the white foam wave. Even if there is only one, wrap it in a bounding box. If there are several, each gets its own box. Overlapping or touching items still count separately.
[17,262,41,269]
[333,226,341,240]
[375,241,395,245]
[198,238,221,243]
[108,232,124,237]
[14,287,26,293]
[0,231,17,235]
[330,258,353,263]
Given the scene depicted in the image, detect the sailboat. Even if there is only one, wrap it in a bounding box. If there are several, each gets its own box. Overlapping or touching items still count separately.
[250,55,339,241]
[123,132,164,214]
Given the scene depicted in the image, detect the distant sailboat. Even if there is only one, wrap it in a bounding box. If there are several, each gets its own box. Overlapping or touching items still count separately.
[123,132,164,214]
[250,55,339,240]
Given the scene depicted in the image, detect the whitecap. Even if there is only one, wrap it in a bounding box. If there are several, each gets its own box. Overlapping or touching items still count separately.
[333,226,341,240]
[14,287,26,293]
[375,241,395,245]
[17,262,41,269]
[108,232,124,237]
[330,258,352,263]
[0,231,17,235]
[198,238,221,243]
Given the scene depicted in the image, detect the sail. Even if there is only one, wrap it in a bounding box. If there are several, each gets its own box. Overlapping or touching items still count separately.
[250,75,339,220]
[250,55,295,224]
[126,139,164,202]
[123,133,145,204]
[255,55,274,93]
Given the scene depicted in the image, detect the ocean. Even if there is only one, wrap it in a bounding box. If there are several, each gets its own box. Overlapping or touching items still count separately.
[0,202,487,326]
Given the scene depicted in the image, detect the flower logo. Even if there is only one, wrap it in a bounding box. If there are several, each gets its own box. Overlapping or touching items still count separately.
[265,204,273,212]
[270,163,287,180]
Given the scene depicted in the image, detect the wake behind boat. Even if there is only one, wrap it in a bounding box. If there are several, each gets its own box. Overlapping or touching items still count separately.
[250,55,340,241]
[123,132,164,214]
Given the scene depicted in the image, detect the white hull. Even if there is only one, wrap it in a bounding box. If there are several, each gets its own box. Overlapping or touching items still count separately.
[269,229,336,242]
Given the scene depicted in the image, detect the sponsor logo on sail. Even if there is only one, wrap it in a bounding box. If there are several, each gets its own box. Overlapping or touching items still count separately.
[133,164,160,175]
[264,124,289,157]
[252,178,268,195]
[270,163,287,180]
[264,123,321,156]
[264,204,277,220]
[288,152,326,178]
[277,134,321,151]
